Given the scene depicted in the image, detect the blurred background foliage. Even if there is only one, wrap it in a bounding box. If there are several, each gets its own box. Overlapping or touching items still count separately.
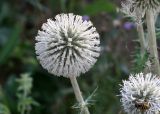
[1,0,159,114]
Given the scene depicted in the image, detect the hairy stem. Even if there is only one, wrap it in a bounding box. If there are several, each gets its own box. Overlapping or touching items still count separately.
[146,10,160,76]
[137,23,146,55]
[70,77,90,114]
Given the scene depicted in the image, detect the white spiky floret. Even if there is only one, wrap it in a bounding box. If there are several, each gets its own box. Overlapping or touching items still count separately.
[120,73,160,114]
[35,13,100,77]
[133,0,160,11]
[120,0,160,24]
[120,0,145,24]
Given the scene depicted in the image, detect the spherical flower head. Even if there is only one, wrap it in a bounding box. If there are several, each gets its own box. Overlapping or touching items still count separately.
[120,0,160,24]
[120,73,160,114]
[133,0,160,11]
[35,13,100,77]
[120,0,145,24]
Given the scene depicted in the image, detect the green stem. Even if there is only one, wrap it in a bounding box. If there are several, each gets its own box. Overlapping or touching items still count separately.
[21,106,25,114]
[70,77,90,114]
[20,90,28,114]
[137,23,146,55]
[146,10,160,76]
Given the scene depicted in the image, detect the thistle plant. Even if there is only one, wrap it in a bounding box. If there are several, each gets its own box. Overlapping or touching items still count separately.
[132,0,160,12]
[35,13,100,114]
[16,73,38,114]
[120,73,160,114]
[120,0,146,57]
[121,0,160,75]
[146,10,160,76]
[120,0,145,24]
[143,0,160,75]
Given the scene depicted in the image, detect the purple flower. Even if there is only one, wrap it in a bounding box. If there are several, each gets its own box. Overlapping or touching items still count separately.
[123,22,135,30]
[82,15,90,21]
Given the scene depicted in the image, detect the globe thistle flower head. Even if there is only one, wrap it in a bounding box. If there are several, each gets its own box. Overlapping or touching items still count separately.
[120,73,160,114]
[120,0,160,24]
[35,13,100,78]
[120,0,145,24]
[133,0,160,11]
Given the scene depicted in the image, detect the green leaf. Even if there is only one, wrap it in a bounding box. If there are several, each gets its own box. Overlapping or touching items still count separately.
[0,24,22,65]
[16,73,33,94]
[0,104,10,114]
[83,0,116,15]
[131,51,148,73]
